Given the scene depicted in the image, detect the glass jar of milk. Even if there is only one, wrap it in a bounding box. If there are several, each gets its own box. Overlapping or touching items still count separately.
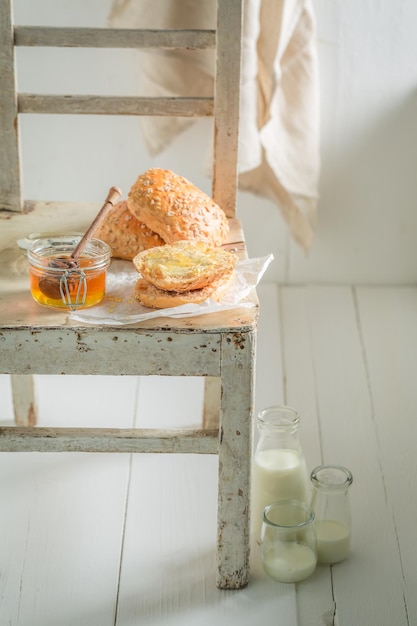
[260,500,317,583]
[251,406,311,541]
[310,465,353,565]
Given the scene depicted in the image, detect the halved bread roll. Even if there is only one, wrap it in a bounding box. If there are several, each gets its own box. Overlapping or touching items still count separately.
[94,200,165,260]
[134,272,235,309]
[127,168,229,246]
[132,240,237,293]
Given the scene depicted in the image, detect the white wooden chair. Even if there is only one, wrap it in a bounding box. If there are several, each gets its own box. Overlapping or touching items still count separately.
[0,0,257,589]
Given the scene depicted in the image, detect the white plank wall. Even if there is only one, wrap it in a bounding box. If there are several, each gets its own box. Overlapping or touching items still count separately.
[1,284,416,625]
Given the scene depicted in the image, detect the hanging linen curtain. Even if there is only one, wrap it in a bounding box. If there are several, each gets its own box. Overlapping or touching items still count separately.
[108,0,320,252]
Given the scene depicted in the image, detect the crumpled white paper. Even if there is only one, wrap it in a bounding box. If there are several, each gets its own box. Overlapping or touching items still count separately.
[70,254,273,326]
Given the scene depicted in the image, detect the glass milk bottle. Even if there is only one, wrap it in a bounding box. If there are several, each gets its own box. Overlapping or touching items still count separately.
[251,406,311,541]
[310,465,353,565]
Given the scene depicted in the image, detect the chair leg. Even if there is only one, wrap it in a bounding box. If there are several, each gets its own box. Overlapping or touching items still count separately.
[216,330,256,589]
[11,374,38,425]
[202,377,221,429]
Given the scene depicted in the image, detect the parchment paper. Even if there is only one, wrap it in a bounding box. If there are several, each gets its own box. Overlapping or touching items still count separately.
[70,254,273,326]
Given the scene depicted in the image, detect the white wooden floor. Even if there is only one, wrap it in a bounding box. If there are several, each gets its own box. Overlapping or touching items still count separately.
[1,283,416,626]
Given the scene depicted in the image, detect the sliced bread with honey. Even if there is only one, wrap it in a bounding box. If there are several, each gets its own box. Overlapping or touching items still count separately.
[134,272,234,309]
[132,240,237,293]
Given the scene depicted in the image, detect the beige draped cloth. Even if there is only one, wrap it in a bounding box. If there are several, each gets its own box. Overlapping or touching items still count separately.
[108,0,320,252]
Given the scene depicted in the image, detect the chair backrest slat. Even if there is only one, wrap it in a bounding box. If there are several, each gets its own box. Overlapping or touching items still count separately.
[14,26,216,50]
[212,0,243,217]
[0,0,22,211]
[18,95,214,117]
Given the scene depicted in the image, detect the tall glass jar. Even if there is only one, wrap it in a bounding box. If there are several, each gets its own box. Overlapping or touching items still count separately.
[251,406,311,541]
[310,465,353,565]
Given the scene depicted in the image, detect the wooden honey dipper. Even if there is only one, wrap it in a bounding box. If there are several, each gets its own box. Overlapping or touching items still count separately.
[38,186,121,300]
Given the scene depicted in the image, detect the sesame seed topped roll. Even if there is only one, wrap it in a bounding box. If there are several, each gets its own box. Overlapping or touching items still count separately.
[127,168,229,247]
[94,200,164,260]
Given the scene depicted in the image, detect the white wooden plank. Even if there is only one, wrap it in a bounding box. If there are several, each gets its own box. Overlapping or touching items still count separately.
[126,375,205,431]
[0,374,14,424]
[202,376,221,429]
[116,452,219,624]
[293,286,409,625]
[356,286,417,623]
[0,375,139,626]
[254,283,284,414]
[280,286,334,624]
[11,374,37,425]
[279,286,323,468]
[0,453,129,626]
[35,374,140,429]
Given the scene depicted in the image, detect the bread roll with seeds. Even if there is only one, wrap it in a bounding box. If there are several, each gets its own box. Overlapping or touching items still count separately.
[94,200,164,260]
[133,240,237,293]
[127,168,229,246]
[134,272,235,309]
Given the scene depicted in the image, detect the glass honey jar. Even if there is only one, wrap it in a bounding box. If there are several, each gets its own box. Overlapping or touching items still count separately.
[27,236,111,311]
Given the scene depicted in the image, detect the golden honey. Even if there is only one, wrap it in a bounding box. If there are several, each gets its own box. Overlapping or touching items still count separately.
[27,236,111,311]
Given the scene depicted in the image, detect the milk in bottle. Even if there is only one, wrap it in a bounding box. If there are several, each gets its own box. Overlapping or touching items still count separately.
[251,406,311,540]
[310,465,353,564]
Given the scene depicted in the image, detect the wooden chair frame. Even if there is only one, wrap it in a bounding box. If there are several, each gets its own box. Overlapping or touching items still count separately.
[0,0,257,589]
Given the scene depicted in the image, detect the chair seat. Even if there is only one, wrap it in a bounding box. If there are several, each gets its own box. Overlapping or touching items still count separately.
[0,201,257,332]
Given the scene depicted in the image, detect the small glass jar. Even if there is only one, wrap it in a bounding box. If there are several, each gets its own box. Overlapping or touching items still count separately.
[260,500,317,583]
[27,236,111,311]
[251,405,311,540]
[310,465,353,565]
